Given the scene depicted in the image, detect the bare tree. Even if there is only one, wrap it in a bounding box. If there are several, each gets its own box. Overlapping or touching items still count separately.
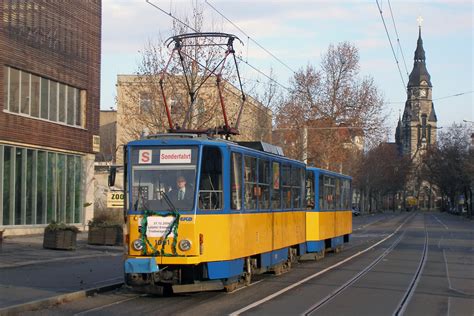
[274,42,387,171]
[118,4,247,142]
[421,123,472,216]
[354,143,411,213]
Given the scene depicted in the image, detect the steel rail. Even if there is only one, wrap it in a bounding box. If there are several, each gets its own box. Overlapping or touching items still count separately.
[229,213,416,316]
[303,220,410,315]
[393,215,428,316]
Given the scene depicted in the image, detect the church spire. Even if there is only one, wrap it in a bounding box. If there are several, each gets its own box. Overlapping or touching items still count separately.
[408,18,432,88]
[414,26,426,62]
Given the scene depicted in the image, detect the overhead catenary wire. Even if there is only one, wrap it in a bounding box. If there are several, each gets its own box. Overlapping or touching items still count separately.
[385,90,474,104]
[376,0,407,91]
[145,0,291,92]
[387,0,409,77]
[205,0,297,75]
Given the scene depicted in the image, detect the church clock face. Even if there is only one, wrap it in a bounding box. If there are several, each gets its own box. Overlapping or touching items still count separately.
[420,89,426,97]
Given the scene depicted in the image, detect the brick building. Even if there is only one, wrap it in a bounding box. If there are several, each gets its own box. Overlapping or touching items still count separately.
[0,1,101,235]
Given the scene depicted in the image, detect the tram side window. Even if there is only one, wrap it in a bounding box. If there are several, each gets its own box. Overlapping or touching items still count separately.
[342,179,351,209]
[199,147,222,210]
[319,174,324,210]
[282,164,291,209]
[335,178,341,209]
[323,176,336,210]
[244,155,257,210]
[271,162,281,209]
[231,152,242,210]
[291,166,303,209]
[258,159,271,210]
[305,171,315,209]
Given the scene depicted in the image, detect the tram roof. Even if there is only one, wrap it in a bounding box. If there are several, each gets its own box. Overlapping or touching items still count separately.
[127,133,303,165]
[307,166,352,180]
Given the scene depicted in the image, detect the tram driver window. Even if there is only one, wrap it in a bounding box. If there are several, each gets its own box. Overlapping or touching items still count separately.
[199,146,222,210]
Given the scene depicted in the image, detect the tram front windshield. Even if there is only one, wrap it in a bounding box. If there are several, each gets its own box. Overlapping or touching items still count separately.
[130,147,197,212]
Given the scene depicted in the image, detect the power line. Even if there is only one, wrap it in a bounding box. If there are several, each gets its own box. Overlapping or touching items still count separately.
[145,0,291,92]
[376,0,407,91]
[205,0,297,75]
[387,0,409,77]
[385,90,473,104]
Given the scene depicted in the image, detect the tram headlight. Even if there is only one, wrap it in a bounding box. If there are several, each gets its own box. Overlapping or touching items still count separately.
[179,239,192,252]
[132,239,144,251]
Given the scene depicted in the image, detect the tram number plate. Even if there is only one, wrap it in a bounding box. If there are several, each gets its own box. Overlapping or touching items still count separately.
[147,216,175,237]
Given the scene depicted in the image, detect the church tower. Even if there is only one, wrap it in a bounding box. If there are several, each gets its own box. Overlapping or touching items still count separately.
[397,25,437,160]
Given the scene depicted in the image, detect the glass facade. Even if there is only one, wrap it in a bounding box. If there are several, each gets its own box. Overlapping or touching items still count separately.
[3,66,84,128]
[0,144,83,226]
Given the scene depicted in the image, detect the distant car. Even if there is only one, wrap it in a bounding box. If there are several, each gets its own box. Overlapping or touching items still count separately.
[352,207,361,216]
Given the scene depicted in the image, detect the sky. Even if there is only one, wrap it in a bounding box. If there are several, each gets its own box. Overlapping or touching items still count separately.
[101,0,473,140]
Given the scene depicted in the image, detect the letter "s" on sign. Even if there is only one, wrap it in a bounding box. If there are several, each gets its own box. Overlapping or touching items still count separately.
[139,150,152,164]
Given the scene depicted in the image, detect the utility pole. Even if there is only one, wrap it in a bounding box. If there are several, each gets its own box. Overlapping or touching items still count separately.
[301,126,308,164]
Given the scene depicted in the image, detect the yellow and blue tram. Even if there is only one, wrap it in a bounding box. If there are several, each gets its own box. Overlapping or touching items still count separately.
[120,134,352,293]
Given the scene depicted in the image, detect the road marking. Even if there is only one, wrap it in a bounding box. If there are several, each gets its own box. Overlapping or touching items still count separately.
[73,294,145,315]
[443,249,471,296]
[437,236,444,249]
[227,280,264,294]
[447,297,451,316]
[432,214,448,230]
[354,217,386,231]
[229,215,412,316]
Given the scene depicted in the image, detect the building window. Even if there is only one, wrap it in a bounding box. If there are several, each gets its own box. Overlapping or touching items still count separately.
[3,66,85,128]
[0,144,83,226]
[139,92,152,113]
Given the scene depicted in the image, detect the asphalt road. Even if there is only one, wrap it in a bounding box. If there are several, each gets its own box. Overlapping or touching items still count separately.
[24,211,473,316]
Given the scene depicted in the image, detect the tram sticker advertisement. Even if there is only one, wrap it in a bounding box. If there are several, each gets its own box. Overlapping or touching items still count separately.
[273,162,280,189]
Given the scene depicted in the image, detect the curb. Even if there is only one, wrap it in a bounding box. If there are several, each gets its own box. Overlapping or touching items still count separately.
[0,282,124,315]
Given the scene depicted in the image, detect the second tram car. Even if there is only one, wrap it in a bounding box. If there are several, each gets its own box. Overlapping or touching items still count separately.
[118,134,352,293]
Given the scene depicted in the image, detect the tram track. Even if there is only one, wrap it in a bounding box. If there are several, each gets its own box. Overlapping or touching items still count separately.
[303,229,408,315]
[393,215,428,315]
[302,213,428,316]
[230,213,416,315]
[301,213,425,315]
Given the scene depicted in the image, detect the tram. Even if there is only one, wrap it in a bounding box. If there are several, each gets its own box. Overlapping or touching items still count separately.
[114,133,352,294]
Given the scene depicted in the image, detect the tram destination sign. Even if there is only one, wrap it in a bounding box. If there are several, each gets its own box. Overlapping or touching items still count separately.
[160,149,192,164]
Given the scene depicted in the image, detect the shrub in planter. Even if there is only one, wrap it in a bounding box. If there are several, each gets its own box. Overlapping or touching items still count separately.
[88,218,123,246]
[43,222,79,250]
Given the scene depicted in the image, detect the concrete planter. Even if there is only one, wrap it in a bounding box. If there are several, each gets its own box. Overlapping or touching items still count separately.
[43,229,77,250]
[88,226,122,246]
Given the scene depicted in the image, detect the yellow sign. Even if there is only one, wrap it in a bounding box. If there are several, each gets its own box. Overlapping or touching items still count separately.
[107,191,124,208]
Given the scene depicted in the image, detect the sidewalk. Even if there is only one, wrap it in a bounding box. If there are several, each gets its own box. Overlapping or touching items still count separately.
[0,232,124,314]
